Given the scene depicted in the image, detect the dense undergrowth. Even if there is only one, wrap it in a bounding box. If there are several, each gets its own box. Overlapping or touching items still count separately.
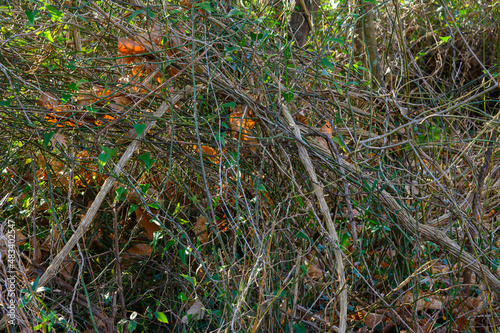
[0,0,499,332]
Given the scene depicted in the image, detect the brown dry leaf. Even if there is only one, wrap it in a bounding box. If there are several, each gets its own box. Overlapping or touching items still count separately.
[110,95,133,113]
[127,243,153,257]
[76,90,93,107]
[295,110,308,125]
[316,122,332,150]
[305,256,323,281]
[40,227,61,253]
[30,237,42,264]
[50,132,68,149]
[194,215,209,244]
[37,91,60,110]
[60,254,76,282]
[91,86,117,103]
[135,206,160,240]
[364,312,385,329]
[401,290,443,311]
[181,299,206,323]
[179,0,193,9]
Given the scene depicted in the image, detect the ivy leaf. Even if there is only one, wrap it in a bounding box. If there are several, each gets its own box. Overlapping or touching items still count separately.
[98,146,116,172]
[139,152,156,172]
[25,9,39,25]
[194,2,213,12]
[320,57,336,70]
[126,9,143,23]
[134,123,147,137]
[43,132,55,150]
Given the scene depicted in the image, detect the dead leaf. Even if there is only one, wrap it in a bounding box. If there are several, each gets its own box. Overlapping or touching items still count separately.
[127,243,153,257]
[401,290,443,311]
[317,122,332,150]
[305,256,323,281]
[364,312,385,329]
[118,38,147,56]
[37,91,60,110]
[181,299,205,323]
[194,145,220,163]
[135,206,160,240]
[194,215,209,244]
[229,106,256,140]
[50,132,68,149]
[60,254,76,282]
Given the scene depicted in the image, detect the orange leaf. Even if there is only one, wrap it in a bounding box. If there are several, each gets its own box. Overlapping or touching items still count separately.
[194,145,220,163]
[117,38,147,55]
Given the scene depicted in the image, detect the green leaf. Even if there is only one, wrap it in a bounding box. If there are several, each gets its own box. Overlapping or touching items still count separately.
[25,9,39,25]
[134,123,147,137]
[295,231,312,242]
[225,8,244,18]
[320,57,336,70]
[325,37,345,46]
[43,132,55,149]
[128,320,137,332]
[61,93,72,105]
[126,9,143,23]
[128,203,138,216]
[293,322,307,333]
[180,274,196,286]
[41,30,54,43]
[281,91,294,103]
[146,8,155,18]
[332,136,347,153]
[68,79,87,91]
[47,5,64,22]
[178,292,188,302]
[98,146,116,172]
[139,183,150,194]
[194,2,213,12]
[439,36,451,43]
[220,101,236,108]
[154,311,169,323]
[139,152,156,172]
[115,187,127,203]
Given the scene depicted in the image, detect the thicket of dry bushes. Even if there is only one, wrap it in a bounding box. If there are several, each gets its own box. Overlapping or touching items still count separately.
[1,0,499,332]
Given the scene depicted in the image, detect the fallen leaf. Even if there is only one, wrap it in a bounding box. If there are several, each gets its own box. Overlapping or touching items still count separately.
[60,254,76,282]
[50,132,68,149]
[135,206,160,240]
[401,290,443,311]
[127,243,153,257]
[118,38,147,56]
[37,91,60,110]
[305,256,323,281]
[181,299,205,323]
[194,215,209,244]
[317,122,332,150]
